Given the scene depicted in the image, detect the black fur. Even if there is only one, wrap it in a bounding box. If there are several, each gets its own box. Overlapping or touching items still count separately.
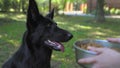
[2,0,73,68]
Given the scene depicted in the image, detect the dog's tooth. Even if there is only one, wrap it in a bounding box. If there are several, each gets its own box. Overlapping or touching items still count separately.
[49,40,56,45]
[47,40,61,47]
[47,40,56,45]
[48,40,53,44]
[52,42,56,45]
[57,45,61,48]
[48,40,51,42]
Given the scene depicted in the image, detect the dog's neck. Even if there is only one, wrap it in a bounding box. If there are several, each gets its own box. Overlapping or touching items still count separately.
[19,31,53,68]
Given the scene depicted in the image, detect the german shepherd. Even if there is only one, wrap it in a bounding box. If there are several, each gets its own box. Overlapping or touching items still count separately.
[2,0,73,68]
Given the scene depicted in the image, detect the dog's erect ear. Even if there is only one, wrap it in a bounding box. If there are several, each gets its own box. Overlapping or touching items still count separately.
[27,0,43,21]
[27,0,44,31]
[46,9,54,19]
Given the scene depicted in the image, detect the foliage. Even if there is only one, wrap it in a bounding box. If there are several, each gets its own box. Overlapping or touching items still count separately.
[104,6,110,15]
[52,0,65,13]
[52,0,63,9]
[66,0,87,3]
[92,7,120,15]
[110,8,120,15]
[0,0,28,12]
[2,0,11,11]
[104,7,120,15]
[115,9,120,15]
[79,0,87,3]
[11,0,20,12]
[110,8,116,14]
[36,0,49,13]
[0,0,3,10]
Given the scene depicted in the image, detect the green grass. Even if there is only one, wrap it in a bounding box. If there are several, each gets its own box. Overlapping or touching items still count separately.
[0,13,120,68]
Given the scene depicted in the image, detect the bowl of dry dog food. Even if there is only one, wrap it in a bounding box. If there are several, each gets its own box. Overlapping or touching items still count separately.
[74,39,120,68]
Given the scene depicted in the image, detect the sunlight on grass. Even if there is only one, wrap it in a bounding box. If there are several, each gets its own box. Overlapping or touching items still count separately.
[0,34,20,47]
[0,14,6,18]
[9,9,14,12]
[57,22,67,25]
[0,34,8,39]
[7,39,19,47]
[69,27,76,31]
[69,24,92,31]
[4,34,8,37]
[0,13,26,22]
[16,14,25,19]
[15,14,26,19]
[60,58,72,63]
[92,31,106,36]
[0,35,2,38]
[74,25,92,29]
[57,21,92,31]
[52,54,73,63]
[11,14,26,21]
[52,55,55,58]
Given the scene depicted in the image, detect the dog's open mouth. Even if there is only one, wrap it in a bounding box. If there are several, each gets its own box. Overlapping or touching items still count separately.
[44,40,64,52]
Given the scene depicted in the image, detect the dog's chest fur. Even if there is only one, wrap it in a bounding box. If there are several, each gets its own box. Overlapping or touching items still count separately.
[3,32,52,68]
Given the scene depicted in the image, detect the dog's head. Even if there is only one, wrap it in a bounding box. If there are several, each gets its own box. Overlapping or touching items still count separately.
[26,0,73,52]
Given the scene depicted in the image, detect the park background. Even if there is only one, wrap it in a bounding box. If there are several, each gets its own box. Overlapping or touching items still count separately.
[0,0,120,68]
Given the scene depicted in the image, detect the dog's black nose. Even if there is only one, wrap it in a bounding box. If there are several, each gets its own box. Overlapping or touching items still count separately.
[67,33,73,40]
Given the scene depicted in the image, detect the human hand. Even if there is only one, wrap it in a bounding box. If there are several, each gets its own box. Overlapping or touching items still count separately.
[107,38,120,43]
[78,47,120,68]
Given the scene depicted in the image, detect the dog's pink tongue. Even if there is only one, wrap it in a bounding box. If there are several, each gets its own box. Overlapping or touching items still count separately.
[54,42,64,52]
[60,44,64,52]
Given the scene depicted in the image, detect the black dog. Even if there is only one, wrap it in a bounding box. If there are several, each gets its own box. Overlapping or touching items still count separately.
[2,0,73,68]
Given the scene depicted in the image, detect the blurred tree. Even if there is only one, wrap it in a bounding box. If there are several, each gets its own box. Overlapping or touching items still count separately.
[66,0,86,3]
[11,0,20,12]
[95,0,105,22]
[21,0,28,13]
[0,0,28,13]
[36,0,49,13]
[52,0,63,14]
[0,0,3,10]
[2,0,11,12]
[0,0,87,13]
[49,0,51,12]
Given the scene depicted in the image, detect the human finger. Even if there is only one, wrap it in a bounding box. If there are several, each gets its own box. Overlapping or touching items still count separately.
[107,38,120,43]
[87,46,105,53]
[78,57,96,64]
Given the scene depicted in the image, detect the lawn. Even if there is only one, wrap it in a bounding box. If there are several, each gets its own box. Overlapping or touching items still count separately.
[0,13,120,68]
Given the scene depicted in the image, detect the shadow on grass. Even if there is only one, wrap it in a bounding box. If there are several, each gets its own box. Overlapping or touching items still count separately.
[0,13,26,67]
[0,12,26,25]
[0,39,19,67]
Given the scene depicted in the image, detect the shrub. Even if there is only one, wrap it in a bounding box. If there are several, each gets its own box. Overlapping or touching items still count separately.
[115,9,120,15]
[110,8,116,14]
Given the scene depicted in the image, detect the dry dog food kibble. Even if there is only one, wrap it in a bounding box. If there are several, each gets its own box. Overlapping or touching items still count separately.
[77,41,103,50]
[77,40,120,52]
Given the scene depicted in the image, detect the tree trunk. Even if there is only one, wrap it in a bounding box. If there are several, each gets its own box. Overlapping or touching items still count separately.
[21,0,27,13]
[87,0,92,13]
[2,0,10,12]
[49,0,52,12]
[21,3,25,13]
[95,0,105,22]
